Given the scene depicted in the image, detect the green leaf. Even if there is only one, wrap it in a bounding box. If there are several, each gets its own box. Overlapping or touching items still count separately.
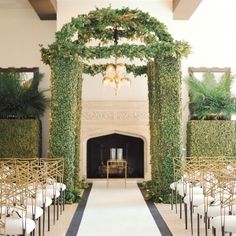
[186,72,235,120]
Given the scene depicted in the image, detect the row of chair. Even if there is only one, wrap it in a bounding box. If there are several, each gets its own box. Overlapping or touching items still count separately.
[0,158,66,236]
[170,156,236,236]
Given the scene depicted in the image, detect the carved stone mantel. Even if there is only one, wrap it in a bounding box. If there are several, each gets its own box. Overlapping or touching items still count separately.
[82,110,148,121]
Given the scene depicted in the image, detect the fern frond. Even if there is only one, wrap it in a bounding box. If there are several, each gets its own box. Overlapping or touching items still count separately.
[0,71,49,118]
[185,72,236,120]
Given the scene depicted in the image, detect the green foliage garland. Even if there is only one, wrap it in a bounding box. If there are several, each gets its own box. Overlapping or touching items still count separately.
[41,7,187,202]
[84,64,147,76]
[0,119,41,158]
[187,121,236,157]
[41,7,190,73]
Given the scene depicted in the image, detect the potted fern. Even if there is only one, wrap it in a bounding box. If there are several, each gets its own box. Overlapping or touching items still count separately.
[0,70,49,158]
[0,70,49,119]
[186,71,236,157]
[186,72,236,120]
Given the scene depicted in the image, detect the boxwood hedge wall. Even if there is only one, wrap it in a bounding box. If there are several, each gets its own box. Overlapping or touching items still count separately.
[187,120,236,156]
[0,119,41,158]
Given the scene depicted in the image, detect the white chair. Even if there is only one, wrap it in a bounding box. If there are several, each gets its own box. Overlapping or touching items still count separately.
[41,158,66,216]
[0,158,66,236]
[5,216,36,235]
[0,159,36,236]
[184,190,214,234]
[211,187,236,235]
[46,184,61,225]
[212,215,236,236]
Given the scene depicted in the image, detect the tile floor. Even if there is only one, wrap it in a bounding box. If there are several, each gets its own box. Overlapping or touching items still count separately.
[40,204,78,236]
[157,203,212,236]
[44,203,214,236]
[41,183,225,236]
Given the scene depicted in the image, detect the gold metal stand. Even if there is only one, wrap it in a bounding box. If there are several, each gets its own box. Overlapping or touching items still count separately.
[107,160,127,188]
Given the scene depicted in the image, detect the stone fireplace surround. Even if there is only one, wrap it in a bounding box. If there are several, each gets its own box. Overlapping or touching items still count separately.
[80,100,151,180]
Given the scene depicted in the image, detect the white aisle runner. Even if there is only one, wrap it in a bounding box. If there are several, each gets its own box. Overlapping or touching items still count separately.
[77,182,162,236]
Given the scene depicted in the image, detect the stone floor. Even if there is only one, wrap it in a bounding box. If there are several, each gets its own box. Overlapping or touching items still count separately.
[44,203,216,236]
[157,203,212,236]
[41,183,227,236]
[39,203,78,236]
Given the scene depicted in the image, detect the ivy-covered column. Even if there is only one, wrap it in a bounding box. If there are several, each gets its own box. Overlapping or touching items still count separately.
[49,55,83,199]
[147,61,158,182]
[74,66,83,187]
[149,56,182,200]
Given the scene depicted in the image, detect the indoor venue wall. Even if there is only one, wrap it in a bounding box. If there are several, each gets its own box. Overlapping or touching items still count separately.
[0,7,56,157]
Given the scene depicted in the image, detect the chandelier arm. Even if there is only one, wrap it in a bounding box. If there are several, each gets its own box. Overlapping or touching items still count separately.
[113,28,119,45]
[102,26,132,95]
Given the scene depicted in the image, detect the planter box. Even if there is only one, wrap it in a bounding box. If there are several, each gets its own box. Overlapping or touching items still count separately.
[187,120,236,157]
[0,119,41,158]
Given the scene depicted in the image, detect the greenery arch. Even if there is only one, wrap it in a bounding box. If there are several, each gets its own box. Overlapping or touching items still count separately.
[41,7,190,202]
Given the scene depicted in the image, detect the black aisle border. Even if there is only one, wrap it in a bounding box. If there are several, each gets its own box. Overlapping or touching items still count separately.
[138,183,173,236]
[66,183,93,236]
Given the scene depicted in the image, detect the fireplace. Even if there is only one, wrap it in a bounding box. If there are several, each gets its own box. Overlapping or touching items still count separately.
[87,133,144,178]
[80,100,150,180]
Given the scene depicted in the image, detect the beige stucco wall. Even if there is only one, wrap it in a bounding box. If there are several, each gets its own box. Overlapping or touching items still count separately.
[0,7,56,157]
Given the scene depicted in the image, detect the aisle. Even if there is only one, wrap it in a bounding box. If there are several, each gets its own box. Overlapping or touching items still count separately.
[77,182,162,236]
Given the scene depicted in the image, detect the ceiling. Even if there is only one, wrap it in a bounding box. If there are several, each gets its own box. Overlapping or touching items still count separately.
[0,0,56,20]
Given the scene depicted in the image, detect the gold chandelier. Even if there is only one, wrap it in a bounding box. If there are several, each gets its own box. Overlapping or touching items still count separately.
[103,60,131,95]
[102,27,131,95]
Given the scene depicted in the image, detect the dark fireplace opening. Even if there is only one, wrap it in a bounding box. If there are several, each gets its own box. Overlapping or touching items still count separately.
[87,133,144,178]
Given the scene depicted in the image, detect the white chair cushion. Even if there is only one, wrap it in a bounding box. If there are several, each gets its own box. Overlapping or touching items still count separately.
[191,186,204,195]
[13,205,44,220]
[5,217,35,235]
[184,194,214,206]
[170,182,177,190]
[179,185,203,197]
[35,195,52,208]
[26,205,44,219]
[45,188,60,198]
[46,182,66,191]
[55,182,66,191]
[176,182,186,196]
[212,215,236,233]
[195,203,227,217]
